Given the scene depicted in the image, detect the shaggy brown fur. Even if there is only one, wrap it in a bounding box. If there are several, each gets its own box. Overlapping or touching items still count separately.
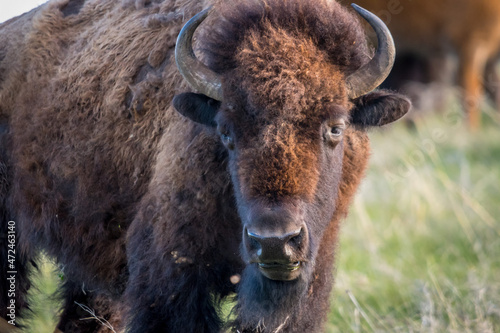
[348,0,500,129]
[0,0,409,332]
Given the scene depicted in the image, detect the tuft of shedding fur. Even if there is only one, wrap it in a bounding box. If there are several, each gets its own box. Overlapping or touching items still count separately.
[0,0,409,332]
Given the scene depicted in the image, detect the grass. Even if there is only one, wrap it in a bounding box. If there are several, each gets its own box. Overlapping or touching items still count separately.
[20,257,61,332]
[22,103,500,332]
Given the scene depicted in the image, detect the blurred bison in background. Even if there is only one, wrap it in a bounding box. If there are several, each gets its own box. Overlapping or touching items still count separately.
[348,0,500,128]
[0,0,410,332]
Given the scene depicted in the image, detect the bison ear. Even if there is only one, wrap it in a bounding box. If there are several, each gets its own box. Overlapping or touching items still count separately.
[350,90,411,127]
[172,92,221,127]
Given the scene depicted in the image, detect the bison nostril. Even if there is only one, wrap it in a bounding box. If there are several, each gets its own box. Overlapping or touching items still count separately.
[288,228,302,238]
[246,230,261,242]
[285,227,303,247]
[288,231,302,248]
[248,235,261,253]
[245,229,263,256]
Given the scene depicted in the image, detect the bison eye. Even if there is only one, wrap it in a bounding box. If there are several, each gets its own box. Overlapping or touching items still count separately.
[330,126,343,137]
[218,127,235,150]
[323,120,346,146]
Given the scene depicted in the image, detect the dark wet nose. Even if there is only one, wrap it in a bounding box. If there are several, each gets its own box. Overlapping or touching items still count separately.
[245,227,306,263]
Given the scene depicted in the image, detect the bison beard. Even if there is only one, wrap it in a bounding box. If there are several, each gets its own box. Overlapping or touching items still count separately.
[232,265,312,331]
[0,0,411,332]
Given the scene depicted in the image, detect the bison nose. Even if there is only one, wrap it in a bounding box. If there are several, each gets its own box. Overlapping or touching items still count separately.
[245,227,306,263]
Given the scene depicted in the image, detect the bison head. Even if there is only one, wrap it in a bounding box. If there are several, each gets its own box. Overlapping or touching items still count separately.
[173,1,409,288]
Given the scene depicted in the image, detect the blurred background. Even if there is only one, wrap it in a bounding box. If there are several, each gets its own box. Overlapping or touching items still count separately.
[342,0,500,131]
[1,0,500,332]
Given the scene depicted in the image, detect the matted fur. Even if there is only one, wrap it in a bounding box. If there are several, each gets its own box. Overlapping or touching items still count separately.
[0,0,409,332]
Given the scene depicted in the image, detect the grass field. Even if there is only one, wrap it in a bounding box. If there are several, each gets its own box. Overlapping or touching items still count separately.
[21,103,500,332]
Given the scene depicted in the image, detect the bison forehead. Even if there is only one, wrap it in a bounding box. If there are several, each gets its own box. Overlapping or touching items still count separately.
[236,121,320,201]
[231,24,348,121]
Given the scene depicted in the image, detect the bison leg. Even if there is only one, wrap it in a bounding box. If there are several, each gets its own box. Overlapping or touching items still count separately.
[56,281,122,333]
[458,42,490,129]
[124,222,229,333]
[124,196,242,332]
[484,57,500,110]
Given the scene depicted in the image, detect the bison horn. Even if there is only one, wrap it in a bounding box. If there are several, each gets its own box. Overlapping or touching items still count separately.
[175,7,223,101]
[346,4,396,99]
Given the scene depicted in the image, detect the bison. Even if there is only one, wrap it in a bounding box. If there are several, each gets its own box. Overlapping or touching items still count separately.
[0,0,410,332]
[346,0,500,129]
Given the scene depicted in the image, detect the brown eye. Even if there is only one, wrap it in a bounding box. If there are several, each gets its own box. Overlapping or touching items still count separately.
[323,119,346,146]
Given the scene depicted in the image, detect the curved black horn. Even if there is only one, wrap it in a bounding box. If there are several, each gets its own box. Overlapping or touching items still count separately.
[346,4,396,99]
[175,7,223,101]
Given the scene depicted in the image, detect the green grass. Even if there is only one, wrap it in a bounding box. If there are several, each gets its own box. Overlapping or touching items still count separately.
[21,256,61,332]
[24,104,500,332]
